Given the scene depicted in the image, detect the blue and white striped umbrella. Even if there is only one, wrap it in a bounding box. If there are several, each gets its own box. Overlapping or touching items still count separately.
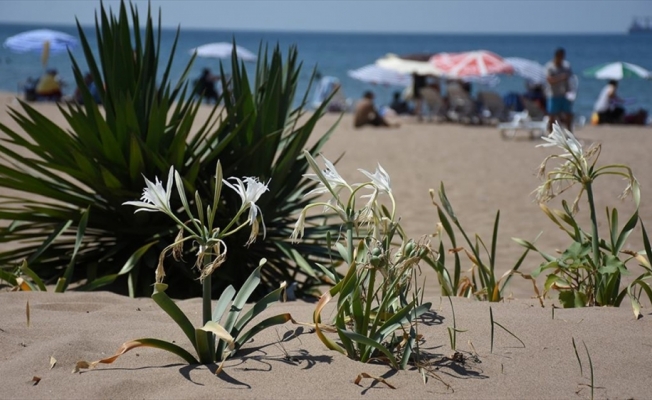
[3,29,78,54]
[347,64,411,87]
[504,57,547,84]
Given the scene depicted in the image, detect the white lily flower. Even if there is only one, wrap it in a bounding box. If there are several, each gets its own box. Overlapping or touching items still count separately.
[537,122,583,158]
[359,164,392,195]
[223,176,269,229]
[290,211,306,243]
[123,166,175,214]
[304,156,349,198]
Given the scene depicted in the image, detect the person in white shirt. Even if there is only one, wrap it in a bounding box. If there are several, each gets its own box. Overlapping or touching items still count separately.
[593,80,625,124]
[545,48,573,132]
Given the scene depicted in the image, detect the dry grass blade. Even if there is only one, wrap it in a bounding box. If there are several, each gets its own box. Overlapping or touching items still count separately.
[49,355,57,370]
[26,300,30,328]
[73,340,170,373]
[354,372,396,389]
[505,271,544,307]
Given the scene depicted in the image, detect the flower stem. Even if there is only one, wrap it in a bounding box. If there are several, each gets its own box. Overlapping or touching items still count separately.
[202,257,215,359]
[585,181,601,299]
[346,221,354,264]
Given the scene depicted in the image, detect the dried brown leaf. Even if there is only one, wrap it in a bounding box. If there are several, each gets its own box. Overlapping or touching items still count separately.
[49,356,57,370]
[354,372,396,389]
[72,361,91,374]
[31,376,41,385]
[73,340,154,374]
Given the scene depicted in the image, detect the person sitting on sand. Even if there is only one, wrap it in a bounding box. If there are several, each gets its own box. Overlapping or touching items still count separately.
[593,80,625,124]
[35,69,63,101]
[389,91,410,115]
[353,91,397,128]
[73,73,102,105]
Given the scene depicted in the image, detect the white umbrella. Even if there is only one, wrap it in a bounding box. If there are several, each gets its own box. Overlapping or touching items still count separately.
[189,42,256,62]
[504,57,546,84]
[376,54,442,76]
[583,61,650,80]
[347,64,411,86]
[3,29,78,54]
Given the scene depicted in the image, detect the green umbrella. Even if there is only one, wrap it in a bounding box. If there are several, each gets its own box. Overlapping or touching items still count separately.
[583,61,650,80]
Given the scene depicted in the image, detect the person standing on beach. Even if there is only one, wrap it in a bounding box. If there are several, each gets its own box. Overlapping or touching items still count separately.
[545,48,573,132]
[412,73,427,121]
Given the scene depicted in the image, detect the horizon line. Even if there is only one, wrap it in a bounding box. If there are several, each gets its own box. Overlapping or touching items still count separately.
[0,20,630,36]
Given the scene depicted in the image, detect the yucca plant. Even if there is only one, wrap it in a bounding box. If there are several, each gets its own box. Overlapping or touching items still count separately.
[0,0,338,298]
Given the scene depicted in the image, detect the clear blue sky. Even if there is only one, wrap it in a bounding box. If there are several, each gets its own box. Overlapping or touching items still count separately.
[1,0,651,33]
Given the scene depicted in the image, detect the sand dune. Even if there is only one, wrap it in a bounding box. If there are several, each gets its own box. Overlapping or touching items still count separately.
[1,92,651,398]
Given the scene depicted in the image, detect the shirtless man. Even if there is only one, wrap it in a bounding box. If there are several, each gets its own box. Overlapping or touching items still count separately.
[353,91,397,128]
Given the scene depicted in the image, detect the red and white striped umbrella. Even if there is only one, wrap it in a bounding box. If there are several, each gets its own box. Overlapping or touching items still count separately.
[429,50,513,78]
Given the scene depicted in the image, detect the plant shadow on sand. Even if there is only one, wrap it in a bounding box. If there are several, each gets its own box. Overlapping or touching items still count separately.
[230,326,334,372]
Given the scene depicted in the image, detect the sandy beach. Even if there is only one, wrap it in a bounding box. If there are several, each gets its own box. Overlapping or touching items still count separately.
[1,91,652,399]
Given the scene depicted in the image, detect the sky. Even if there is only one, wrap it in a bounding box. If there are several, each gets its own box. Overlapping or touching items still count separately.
[0,0,651,34]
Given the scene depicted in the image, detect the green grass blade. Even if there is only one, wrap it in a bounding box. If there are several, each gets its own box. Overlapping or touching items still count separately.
[571,337,583,376]
[235,313,292,349]
[233,282,286,335]
[151,283,197,350]
[490,306,495,353]
[59,207,90,292]
[26,220,73,266]
[222,259,265,333]
[339,329,398,369]
[212,285,236,323]
[20,260,46,291]
[194,328,214,364]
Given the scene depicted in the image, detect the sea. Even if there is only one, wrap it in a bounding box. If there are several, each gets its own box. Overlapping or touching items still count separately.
[1,22,651,120]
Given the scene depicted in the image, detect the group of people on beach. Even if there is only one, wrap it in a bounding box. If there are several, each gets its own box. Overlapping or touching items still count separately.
[350,47,648,130]
[24,68,101,105]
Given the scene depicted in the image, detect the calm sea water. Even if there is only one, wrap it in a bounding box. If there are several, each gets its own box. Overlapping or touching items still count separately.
[1,22,651,119]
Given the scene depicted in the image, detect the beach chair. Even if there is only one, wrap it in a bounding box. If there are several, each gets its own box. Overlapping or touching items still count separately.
[497,98,549,140]
[420,87,445,121]
[446,84,479,124]
[311,76,351,112]
[477,91,508,124]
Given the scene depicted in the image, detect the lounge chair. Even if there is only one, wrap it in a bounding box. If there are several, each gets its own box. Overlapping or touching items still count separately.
[477,91,508,125]
[311,76,351,112]
[446,84,479,124]
[420,87,445,121]
[498,98,549,139]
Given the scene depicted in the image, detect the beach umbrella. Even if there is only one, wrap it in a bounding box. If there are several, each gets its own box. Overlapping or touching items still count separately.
[347,64,411,86]
[429,50,513,78]
[460,74,501,87]
[189,42,256,62]
[504,57,546,84]
[583,61,650,80]
[375,54,442,76]
[3,29,78,54]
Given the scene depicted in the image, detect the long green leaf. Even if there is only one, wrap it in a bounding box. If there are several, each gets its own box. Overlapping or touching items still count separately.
[151,283,197,350]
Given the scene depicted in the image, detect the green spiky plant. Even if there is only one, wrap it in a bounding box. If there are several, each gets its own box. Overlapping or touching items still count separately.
[0,0,339,298]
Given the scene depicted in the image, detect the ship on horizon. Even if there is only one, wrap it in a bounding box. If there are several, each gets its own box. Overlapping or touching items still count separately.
[629,16,652,34]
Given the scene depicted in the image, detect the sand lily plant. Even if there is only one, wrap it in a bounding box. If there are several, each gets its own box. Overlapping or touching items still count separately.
[0,0,339,299]
[292,151,432,369]
[516,123,651,312]
[77,163,292,371]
